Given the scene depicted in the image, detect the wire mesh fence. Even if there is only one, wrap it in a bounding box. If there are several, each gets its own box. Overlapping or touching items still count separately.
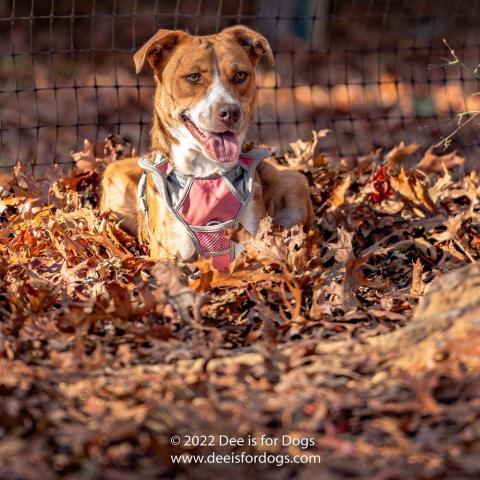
[1,0,480,171]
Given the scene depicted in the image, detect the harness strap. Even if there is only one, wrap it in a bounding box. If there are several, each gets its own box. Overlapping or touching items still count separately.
[138,155,168,204]
[137,154,169,241]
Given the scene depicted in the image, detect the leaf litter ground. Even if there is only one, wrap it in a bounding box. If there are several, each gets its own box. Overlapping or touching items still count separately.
[1,133,480,479]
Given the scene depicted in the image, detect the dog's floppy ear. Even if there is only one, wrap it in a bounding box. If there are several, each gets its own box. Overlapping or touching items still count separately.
[134,29,188,74]
[221,25,274,67]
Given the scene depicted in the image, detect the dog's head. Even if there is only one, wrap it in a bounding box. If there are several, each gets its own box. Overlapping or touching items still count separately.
[134,26,273,165]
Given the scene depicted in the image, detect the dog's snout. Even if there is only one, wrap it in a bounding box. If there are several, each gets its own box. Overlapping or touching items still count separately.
[217,102,241,126]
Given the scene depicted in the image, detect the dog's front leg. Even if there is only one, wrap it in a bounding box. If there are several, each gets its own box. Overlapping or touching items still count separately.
[233,178,266,257]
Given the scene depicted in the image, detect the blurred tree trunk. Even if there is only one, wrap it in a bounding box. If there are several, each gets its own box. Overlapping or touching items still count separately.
[259,0,330,50]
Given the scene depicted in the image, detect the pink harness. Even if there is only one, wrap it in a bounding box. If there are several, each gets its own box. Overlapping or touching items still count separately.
[138,149,270,270]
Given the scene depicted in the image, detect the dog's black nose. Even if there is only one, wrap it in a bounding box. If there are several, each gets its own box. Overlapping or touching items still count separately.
[217,103,241,126]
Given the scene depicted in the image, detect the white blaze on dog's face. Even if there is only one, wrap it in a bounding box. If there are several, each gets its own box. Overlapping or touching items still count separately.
[134,26,273,175]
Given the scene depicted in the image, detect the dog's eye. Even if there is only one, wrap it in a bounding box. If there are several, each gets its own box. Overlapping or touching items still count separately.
[185,73,201,84]
[233,71,248,83]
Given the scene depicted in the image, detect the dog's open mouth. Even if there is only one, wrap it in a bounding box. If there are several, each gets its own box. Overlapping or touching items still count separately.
[181,113,239,163]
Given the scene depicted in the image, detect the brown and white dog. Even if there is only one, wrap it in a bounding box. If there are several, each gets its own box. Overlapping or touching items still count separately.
[100,26,312,266]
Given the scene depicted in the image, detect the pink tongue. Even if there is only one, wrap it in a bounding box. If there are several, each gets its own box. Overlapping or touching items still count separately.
[206,132,239,163]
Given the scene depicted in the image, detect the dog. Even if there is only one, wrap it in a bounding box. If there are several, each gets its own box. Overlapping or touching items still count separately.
[100,26,313,269]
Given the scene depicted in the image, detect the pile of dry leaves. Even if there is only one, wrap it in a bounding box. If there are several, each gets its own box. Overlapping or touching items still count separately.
[1,132,480,479]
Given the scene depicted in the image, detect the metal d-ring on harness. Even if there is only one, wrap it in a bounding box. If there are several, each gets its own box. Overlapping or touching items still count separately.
[137,148,271,270]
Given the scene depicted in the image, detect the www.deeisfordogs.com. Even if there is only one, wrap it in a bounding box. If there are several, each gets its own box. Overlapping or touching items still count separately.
[169,434,321,467]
